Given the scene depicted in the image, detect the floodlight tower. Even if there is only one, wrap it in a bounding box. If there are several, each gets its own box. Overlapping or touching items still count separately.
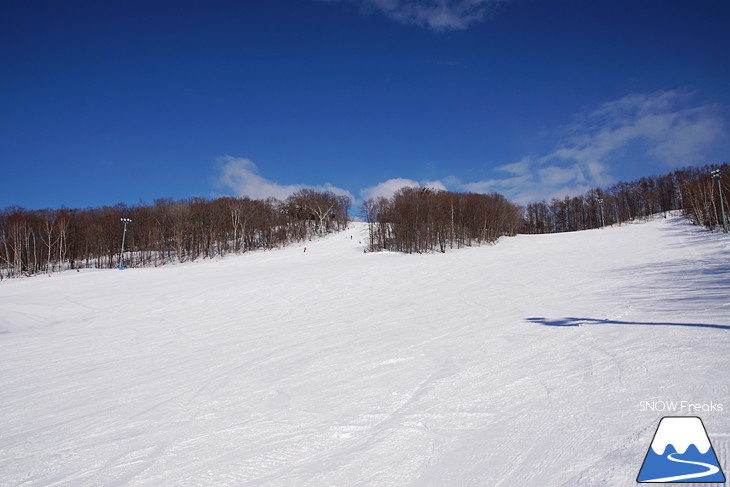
[119,218,132,268]
[597,198,605,228]
[711,169,727,232]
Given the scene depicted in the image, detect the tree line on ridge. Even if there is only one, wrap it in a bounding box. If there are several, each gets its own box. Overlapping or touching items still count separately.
[1,164,727,278]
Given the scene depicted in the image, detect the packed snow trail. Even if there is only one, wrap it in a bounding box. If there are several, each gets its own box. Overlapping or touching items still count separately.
[0,216,728,486]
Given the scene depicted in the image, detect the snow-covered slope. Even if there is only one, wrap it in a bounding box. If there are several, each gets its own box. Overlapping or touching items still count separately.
[1,216,728,486]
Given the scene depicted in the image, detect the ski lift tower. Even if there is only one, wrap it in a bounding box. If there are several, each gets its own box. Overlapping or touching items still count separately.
[119,218,132,269]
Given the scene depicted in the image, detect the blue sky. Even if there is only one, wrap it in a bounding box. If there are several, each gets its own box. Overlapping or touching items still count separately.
[2,0,729,211]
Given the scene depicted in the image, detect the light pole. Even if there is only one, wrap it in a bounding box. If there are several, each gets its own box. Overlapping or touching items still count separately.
[119,218,132,269]
[711,169,727,232]
[597,198,605,228]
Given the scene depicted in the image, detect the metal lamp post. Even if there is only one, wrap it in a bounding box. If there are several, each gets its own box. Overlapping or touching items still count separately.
[597,198,605,228]
[711,169,727,233]
[119,218,132,269]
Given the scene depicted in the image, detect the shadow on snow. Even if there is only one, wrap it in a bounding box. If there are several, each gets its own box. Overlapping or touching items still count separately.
[526,317,730,331]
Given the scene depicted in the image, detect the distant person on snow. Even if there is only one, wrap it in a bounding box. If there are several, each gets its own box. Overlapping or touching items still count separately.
[303,247,307,253]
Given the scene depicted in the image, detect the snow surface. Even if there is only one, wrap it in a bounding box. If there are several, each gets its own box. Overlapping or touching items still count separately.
[1,215,729,486]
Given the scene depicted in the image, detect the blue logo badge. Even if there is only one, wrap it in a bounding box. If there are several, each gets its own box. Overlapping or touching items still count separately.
[637,416,725,483]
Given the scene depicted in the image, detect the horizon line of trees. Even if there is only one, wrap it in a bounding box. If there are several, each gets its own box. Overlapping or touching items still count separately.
[521,163,729,234]
[0,190,351,279]
[2,164,728,278]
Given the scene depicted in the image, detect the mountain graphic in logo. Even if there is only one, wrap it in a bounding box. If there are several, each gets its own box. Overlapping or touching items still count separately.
[637,416,725,483]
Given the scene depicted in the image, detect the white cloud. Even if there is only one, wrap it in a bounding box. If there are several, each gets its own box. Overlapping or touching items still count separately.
[495,158,530,176]
[538,164,585,187]
[217,92,726,208]
[216,156,353,201]
[645,109,723,166]
[359,177,448,200]
[360,178,421,200]
[553,90,724,170]
[458,90,727,204]
[459,157,534,199]
[325,0,507,31]
[422,179,448,191]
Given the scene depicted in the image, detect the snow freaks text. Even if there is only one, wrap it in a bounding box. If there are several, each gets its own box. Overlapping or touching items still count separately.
[639,401,724,413]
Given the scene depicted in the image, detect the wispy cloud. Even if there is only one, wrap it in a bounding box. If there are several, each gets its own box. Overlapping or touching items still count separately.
[550,90,724,171]
[458,90,726,204]
[217,91,725,209]
[216,156,353,201]
[323,0,507,31]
